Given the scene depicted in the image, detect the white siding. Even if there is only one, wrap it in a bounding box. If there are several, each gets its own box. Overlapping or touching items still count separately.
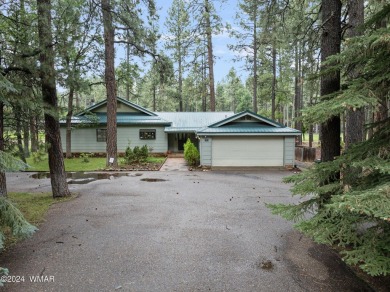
[283,137,295,166]
[212,137,284,167]
[60,126,168,153]
[200,137,212,166]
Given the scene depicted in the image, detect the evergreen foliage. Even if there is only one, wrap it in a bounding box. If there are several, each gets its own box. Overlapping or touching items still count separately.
[124,144,149,164]
[0,197,38,250]
[183,138,200,166]
[0,151,36,284]
[268,5,390,276]
[0,151,28,172]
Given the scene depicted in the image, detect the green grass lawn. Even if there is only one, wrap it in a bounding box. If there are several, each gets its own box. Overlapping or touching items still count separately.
[26,156,166,172]
[9,192,73,225]
[1,192,74,249]
[26,157,107,172]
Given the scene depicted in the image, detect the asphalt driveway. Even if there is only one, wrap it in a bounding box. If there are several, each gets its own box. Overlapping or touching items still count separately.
[2,170,371,292]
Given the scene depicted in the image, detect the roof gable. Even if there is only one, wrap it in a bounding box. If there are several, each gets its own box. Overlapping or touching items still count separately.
[208,110,283,128]
[197,110,301,135]
[76,97,157,117]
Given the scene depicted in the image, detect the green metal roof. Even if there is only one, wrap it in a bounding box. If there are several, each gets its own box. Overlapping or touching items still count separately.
[156,112,234,133]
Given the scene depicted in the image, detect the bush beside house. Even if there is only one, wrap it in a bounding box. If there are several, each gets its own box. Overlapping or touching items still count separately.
[184,139,199,166]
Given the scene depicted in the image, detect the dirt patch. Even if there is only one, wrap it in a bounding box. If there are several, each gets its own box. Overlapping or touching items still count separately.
[282,230,373,291]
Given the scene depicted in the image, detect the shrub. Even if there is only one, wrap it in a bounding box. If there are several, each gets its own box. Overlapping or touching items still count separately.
[124,144,149,164]
[184,138,199,166]
[80,153,92,163]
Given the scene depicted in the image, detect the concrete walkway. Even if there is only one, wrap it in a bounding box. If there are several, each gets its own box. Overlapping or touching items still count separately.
[160,157,188,171]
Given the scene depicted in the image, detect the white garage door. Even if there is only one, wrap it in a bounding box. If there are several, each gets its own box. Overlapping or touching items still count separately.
[212,137,284,167]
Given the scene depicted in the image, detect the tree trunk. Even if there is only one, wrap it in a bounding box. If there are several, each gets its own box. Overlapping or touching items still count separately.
[373,0,388,132]
[75,91,80,109]
[15,107,26,163]
[23,117,30,158]
[37,0,70,198]
[205,0,215,111]
[178,54,183,112]
[271,45,276,120]
[30,115,38,152]
[202,52,207,111]
[126,42,130,101]
[102,0,118,167]
[320,0,342,162]
[66,87,74,158]
[0,102,7,197]
[345,0,364,150]
[294,45,302,145]
[253,15,258,113]
[152,84,156,111]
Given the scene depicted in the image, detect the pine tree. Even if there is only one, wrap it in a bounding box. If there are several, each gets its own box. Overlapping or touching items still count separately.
[164,0,192,112]
[268,4,390,276]
[229,0,261,113]
[101,0,118,167]
[37,0,71,197]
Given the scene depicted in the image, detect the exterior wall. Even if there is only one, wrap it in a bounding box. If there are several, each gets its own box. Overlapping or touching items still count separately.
[199,137,212,166]
[283,137,295,166]
[60,126,168,153]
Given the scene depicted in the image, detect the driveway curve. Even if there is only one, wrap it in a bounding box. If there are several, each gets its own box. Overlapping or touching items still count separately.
[1,170,371,291]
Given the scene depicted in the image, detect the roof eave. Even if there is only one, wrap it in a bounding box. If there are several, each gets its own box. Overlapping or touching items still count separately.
[196,132,301,136]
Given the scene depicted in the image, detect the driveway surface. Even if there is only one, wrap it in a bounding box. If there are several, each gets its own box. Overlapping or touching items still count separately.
[1,170,371,292]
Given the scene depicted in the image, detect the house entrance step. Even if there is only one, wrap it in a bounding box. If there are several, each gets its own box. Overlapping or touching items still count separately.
[167,153,184,158]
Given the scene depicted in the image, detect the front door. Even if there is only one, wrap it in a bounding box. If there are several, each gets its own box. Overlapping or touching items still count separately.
[178,133,189,151]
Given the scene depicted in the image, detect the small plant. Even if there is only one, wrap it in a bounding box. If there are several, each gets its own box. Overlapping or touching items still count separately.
[80,153,92,163]
[184,138,199,166]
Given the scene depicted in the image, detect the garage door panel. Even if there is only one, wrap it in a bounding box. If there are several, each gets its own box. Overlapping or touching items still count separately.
[212,137,284,167]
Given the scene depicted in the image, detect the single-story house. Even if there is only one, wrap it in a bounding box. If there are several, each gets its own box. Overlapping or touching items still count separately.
[60,97,301,167]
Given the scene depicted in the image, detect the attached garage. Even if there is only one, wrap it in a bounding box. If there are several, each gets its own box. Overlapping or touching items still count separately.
[212,137,284,167]
[198,111,301,168]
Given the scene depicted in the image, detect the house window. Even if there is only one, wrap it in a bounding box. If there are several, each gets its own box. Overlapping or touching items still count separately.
[140,129,156,140]
[96,129,107,142]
